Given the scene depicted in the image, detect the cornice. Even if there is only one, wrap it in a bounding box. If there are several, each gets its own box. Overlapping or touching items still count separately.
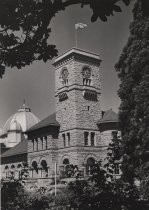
[53,48,102,69]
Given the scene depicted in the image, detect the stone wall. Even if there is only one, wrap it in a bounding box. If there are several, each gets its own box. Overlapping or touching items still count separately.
[28,129,59,181]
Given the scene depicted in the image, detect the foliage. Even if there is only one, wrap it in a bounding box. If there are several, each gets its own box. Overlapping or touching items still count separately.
[1,179,52,210]
[1,180,28,210]
[115,0,149,186]
[65,162,143,210]
[60,164,82,179]
[105,131,122,180]
[58,134,148,210]
[0,0,132,77]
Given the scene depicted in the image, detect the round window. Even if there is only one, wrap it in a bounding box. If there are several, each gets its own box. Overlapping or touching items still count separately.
[82,66,91,79]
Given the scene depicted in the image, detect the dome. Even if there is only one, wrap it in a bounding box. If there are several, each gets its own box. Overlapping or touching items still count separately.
[3,103,40,134]
[9,120,21,132]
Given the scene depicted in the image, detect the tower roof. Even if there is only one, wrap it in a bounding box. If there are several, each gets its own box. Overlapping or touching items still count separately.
[98,109,118,124]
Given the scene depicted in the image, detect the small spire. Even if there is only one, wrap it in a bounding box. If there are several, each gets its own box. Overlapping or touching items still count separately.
[23,99,26,107]
[18,100,30,112]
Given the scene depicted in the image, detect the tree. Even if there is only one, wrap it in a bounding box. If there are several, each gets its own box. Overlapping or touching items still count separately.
[1,180,28,210]
[0,0,132,78]
[115,0,149,187]
[105,131,122,180]
[64,161,143,210]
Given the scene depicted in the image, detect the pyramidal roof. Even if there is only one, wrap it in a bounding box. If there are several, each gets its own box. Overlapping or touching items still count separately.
[98,109,118,124]
[26,112,60,132]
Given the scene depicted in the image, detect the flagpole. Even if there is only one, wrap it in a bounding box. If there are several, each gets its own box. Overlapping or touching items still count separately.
[75,23,87,49]
[75,28,77,48]
[54,162,57,196]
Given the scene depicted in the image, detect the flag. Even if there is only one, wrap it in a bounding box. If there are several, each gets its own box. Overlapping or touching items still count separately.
[75,23,87,30]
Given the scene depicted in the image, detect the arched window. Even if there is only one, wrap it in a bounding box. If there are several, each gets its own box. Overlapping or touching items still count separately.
[10,165,15,178]
[17,163,22,168]
[63,158,70,177]
[17,164,22,179]
[86,157,95,175]
[63,158,69,165]
[32,161,38,178]
[11,164,15,169]
[5,165,9,170]
[41,160,48,178]
[4,165,9,178]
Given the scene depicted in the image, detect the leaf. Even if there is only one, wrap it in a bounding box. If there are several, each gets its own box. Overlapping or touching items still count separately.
[113,5,122,13]
[122,0,130,6]
[91,14,98,22]
[0,65,5,78]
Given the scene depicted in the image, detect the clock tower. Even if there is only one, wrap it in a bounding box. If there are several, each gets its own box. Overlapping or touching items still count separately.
[53,48,103,168]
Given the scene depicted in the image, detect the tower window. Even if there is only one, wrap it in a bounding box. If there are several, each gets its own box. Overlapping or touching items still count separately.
[88,106,90,111]
[61,68,69,85]
[59,92,68,102]
[82,66,92,86]
[84,132,89,146]
[83,78,91,86]
[91,132,95,146]
[62,134,66,147]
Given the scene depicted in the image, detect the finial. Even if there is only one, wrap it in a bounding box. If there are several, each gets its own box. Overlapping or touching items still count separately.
[23,99,26,106]
[18,100,30,112]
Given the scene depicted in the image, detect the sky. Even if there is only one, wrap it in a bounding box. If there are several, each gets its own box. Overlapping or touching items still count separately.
[0,2,134,129]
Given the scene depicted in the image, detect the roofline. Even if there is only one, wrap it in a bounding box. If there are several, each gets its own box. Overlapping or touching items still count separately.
[52,48,101,67]
[2,151,27,158]
[25,123,60,133]
[97,120,118,124]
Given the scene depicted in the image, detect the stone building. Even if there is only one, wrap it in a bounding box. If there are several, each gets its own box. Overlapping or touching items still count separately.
[1,48,119,185]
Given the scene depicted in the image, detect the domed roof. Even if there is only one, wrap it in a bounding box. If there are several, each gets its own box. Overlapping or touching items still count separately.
[3,103,40,134]
[9,120,21,132]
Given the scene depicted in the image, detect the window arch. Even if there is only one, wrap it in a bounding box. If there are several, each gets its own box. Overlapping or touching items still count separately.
[31,160,38,178]
[17,163,22,168]
[4,165,9,178]
[86,157,95,175]
[40,160,48,178]
[63,158,69,165]
[4,165,9,170]
[62,158,70,177]
[32,161,38,173]
[11,164,15,169]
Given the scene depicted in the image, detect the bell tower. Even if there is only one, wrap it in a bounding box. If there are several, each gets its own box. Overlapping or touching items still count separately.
[53,48,103,166]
